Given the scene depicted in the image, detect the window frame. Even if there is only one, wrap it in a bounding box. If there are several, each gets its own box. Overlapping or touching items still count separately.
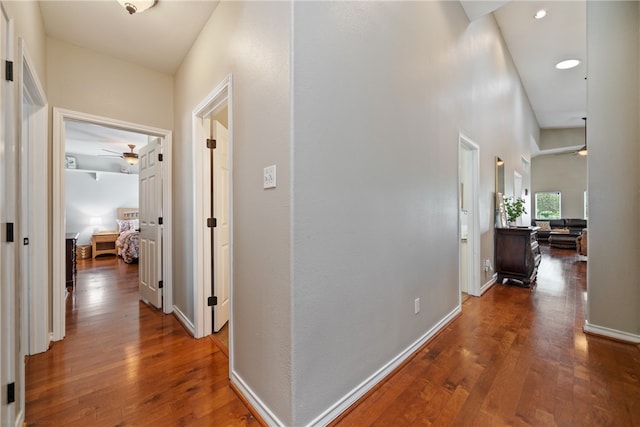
[534,191,562,219]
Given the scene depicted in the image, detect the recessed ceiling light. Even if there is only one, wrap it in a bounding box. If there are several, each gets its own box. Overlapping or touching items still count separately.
[534,9,547,19]
[555,59,581,70]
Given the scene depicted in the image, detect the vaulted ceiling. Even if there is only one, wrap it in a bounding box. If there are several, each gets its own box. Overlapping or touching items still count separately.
[44,1,585,157]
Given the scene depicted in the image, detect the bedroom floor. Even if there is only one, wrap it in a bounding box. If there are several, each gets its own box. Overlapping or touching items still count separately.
[25,255,258,426]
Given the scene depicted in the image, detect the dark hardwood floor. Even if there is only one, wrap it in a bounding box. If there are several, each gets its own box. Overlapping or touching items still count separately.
[25,246,640,426]
[333,246,640,426]
[25,255,257,426]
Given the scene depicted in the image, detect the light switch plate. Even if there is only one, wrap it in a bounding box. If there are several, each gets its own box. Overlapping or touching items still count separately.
[264,165,276,189]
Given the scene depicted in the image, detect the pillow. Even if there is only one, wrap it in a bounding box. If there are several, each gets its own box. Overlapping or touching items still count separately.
[535,221,551,230]
[116,219,139,233]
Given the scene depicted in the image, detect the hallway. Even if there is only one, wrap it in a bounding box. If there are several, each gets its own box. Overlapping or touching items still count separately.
[25,256,257,426]
[25,247,640,425]
[333,246,640,426]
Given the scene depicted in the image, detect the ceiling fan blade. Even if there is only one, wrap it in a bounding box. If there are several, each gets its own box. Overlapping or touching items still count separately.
[99,154,123,158]
[101,148,122,155]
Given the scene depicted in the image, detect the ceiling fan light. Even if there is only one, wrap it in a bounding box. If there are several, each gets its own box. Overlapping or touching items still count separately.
[534,9,547,19]
[124,154,139,165]
[117,0,157,15]
[577,146,588,156]
[555,59,581,70]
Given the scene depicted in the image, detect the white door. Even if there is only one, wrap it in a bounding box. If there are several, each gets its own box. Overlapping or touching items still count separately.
[0,3,16,424]
[139,139,163,308]
[212,121,230,332]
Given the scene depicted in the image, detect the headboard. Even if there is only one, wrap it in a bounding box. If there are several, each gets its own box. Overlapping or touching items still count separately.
[117,208,139,220]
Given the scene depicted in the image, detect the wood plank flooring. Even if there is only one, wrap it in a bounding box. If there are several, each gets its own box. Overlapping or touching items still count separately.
[333,246,640,426]
[25,256,258,426]
[25,246,640,426]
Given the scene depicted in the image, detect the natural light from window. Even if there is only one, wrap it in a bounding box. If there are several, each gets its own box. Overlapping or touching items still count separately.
[535,192,561,219]
[584,190,588,219]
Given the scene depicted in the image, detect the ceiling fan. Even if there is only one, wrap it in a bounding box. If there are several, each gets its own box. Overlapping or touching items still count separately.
[101,144,139,165]
[554,117,587,156]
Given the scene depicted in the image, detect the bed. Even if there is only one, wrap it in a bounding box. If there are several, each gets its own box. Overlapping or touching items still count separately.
[116,208,140,263]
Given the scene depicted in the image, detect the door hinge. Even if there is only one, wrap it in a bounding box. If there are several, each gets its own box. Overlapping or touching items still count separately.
[5,223,14,243]
[206,138,216,149]
[7,382,15,404]
[23,237,29,245]
[158,280,163,289]
[206,218,217,228]
[158,217,163,225]
[5,60,13,82]
[207,296,217,306]
[158,153,163,162]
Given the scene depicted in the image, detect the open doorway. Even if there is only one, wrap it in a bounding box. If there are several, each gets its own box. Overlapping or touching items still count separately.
[192,75,233,347]
[51,108,173,342]
[459,134,481,300]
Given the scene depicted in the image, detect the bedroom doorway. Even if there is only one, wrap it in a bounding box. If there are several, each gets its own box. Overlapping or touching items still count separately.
[51,108,173,342]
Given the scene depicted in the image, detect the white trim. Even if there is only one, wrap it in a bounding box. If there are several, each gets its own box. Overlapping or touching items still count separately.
[18,37,49,355]
[1,4,15,425]
[230,371,288,427]
[481,274,497,295]
[192,74,233,340]
[583,321,640,344]
[172,305,195,336]
[52,108,173,341]
[305,306,462,427]
[458,134,481,297]
[13,410,23,427]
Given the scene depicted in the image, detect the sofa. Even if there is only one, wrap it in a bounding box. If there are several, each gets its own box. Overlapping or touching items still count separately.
[531,218,587,249]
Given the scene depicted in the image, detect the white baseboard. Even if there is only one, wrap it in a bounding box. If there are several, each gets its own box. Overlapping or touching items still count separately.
[306,305,462,426]
[480,274,497,295]
[231,371,287,426]
[230,307,461,426]
[583,321,640,344]
[14,409,24,427]
[172,305,195,336]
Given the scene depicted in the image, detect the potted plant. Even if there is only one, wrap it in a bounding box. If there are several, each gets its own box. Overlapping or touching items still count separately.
[503,196,527,225]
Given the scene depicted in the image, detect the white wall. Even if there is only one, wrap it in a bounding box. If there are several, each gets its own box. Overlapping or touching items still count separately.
[46,38,173,129]
[532,155,587,220]
[586,2,640,339]
[291,2,538,424]
[6,1,47,86]
[173,1,293,423]
[65,168,138,246]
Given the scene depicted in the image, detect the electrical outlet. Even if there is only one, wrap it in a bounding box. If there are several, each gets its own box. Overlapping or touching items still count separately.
[414,298,420,314]
[484,259,492,272]
[263,165,276,189]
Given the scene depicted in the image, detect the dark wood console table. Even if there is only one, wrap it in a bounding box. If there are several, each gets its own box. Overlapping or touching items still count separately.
[65,232,79,289]
[496,226,541,288]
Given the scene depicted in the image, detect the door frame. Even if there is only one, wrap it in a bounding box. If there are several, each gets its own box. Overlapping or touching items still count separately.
[192,74,233,339]
[458,134,481,297]
[52,108,173,341]
[18,38,48,356]
[0,4,16,425]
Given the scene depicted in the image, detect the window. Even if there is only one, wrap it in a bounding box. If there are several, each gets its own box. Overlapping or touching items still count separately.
[535,192,561,219]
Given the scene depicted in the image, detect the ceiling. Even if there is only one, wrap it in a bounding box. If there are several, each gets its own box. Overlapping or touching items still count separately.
[39,0,219,75]
[40,0,220,159]
[44,0,585,157]
[492,1,586,130]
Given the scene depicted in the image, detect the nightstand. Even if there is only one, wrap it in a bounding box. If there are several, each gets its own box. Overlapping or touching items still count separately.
[92,231,119,258]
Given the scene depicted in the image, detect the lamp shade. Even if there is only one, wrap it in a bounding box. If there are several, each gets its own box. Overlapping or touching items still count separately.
[124,153,139,165]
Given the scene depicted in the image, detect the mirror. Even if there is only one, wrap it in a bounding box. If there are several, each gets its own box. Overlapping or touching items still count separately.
[495,156,505,201]
[495,157,506,227]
